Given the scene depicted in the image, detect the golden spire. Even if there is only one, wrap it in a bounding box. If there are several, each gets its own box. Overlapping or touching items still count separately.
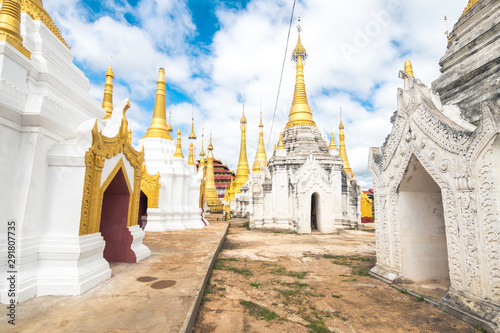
[462,0,479,15]
[404,60,414,77]
[228,173,236,201]
[199,131,206,166]
[0,0,31,59]
[173,129,184,158]
[235,106,250,193]
[205,132,223,213]
[339,110,353,179]
[102,58,114,119]
[188,142,195,166]
[252,111,268,173]
[285,17,316,129]
[329,131,337,150]
[143,68,172,140]
[188,114,197,139]
[277,132,285,149]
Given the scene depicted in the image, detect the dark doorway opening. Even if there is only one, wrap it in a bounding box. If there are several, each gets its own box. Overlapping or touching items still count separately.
[138,191,148,229]
[100,168,136,263]
[311,193,318,230]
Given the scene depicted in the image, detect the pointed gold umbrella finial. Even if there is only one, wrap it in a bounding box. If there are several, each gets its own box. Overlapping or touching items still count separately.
[252,111,268,173]
[143,68,172,140]
[277,132,285,149]
[338,109,353,180]
[404,60,414,77]
[329,131,338,150]
[189,107,197,140]
[285,17,316,129]
[199,130,206,166]
[0,0,31,59]
[102,56,114,119]
[235,105,250,192]
[167,100,173,133]
[173,129,184,158]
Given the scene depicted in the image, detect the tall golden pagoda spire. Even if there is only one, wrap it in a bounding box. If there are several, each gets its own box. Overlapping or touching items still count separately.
[167,105,173,134]
[102,59,114,119]
[204,133,223,213]
[199,131,206,166]
[404,60,414,77]
[228,173,236,201]
[329,131,338,150]
[189,110,197,140]
[188,142,195,166]
[143,68,172,140]
[173,129,184,158]
[235,105,250,193]
[0,0,31,59]
[338,109,353,179]
[252,111,268,173]
[285,17,316,129]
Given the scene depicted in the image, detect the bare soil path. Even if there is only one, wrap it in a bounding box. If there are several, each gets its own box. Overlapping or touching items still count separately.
[193,219,476,333]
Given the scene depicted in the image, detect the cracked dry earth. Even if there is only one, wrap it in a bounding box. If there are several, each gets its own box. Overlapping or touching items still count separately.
[193,220,476,333]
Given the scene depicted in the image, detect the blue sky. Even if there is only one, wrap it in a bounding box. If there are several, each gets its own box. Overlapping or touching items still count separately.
[44,0,469,188]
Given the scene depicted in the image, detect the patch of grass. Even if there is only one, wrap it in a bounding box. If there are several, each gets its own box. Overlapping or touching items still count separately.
[322,254,336,259]
[242,221,250,230]
[331,293,341,298]
[250,282,261,288]
[400,288,408,294]
[416,295,424,302]
[273,231,284,234]
[217,287,226,291]
[240,300,279,321]
[332,312,348,321]
[352,267,370,276]
[227,267,253,277]
[275,287,303,298]
[338,274,350,278]
[269,266,308,279]
[302,314,330,333]
[341,278,358,283]
[474,324,486,332]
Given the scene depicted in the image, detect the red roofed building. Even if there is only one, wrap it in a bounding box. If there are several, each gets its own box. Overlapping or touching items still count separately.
[198,159,235,199]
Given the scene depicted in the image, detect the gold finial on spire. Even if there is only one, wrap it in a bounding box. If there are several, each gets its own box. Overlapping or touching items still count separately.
[0,0,31,59]
[235,105,250,193]
[329,131,338,150]
[462,0,479,15]
[189,107,197,139]
[208,130,213,150]
[188,142,195,165]
[143,68,172,140]
[273,144,277,152]
[404,60,414,77]
[173,129,184,158]
[252,111,268,173]
[285,17,316,129]
[277,132,285,149]
[102,56,114,119]
[338,109,353,180]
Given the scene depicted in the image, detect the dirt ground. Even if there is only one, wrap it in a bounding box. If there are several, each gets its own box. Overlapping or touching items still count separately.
[193,220,477,333]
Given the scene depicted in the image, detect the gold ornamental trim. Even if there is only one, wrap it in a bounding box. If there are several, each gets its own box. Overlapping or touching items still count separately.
[462,0,479,15]
[0,31,31,58]
[140,164,160,209]
[78,102,144,236]
[20,0,70,49]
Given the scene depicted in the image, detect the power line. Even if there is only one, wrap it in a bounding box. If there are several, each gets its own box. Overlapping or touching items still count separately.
[267,0,296,151]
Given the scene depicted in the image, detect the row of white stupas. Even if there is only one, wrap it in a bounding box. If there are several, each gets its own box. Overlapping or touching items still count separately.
[0,0,204,304]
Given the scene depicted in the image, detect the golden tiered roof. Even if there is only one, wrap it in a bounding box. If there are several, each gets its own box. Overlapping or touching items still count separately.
[235,106,250,193]
[285,17,316,129]
[102,62,114,119]
[143,69,172,140]
[0,0,31,58]
[252,112,268,173]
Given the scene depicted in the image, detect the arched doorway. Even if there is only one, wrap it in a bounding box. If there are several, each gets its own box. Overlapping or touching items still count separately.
[398,155,450,289]
[311,192,319,230]
[100,168,136,263]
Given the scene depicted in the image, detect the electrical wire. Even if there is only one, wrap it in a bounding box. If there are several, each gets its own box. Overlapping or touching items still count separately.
[267,0,296,151]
